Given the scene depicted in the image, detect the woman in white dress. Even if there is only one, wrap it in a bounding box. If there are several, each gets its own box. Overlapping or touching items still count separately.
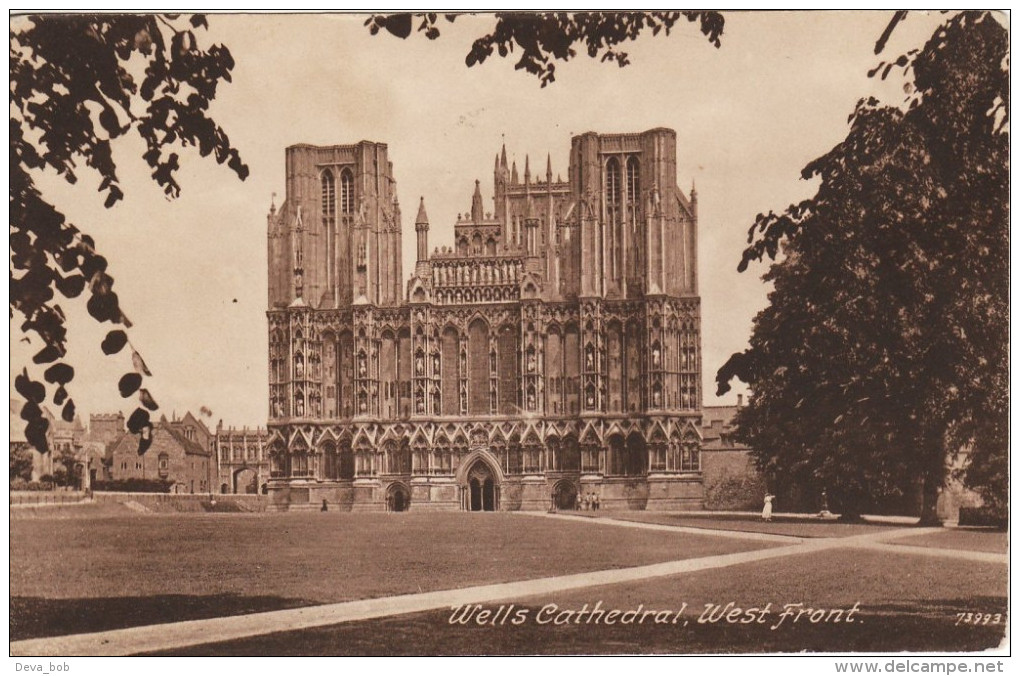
[761,494,775,522]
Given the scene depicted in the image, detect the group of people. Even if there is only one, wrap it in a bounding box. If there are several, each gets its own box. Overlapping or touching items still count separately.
[576,491,600,511]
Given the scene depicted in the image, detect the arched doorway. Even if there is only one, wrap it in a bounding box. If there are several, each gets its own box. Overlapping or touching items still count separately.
[553,480,578,511]
[466,460,498,511]
[387,482,410,512]
[234,468,258,494]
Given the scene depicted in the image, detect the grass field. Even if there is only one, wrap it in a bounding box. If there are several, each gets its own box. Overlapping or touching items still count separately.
[160,546,1007,655]
[608,511,903,538]
[10,511,773,640]
[11,510,1007,654]
[889,528,1008,554]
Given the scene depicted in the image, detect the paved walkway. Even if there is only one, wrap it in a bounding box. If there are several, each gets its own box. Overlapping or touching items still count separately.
[10,518,1005,657]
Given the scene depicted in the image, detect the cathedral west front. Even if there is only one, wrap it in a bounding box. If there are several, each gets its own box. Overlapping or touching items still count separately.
[265,129,704,511]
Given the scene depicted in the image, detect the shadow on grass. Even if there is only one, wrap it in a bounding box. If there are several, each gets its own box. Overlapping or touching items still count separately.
[155,597,1009,656]
[11,594,312,641]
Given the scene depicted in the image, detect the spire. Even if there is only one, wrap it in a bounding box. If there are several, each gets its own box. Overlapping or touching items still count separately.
[546,153,552,181]
[415,196,429,227]
[500,140,508,169]
[524,154,531,184]
[471,179,484,222]
[690,178,698,201]
[511,160,519,184]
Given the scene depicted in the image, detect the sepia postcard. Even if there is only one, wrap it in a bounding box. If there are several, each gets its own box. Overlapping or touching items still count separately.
[9,11,1009,665]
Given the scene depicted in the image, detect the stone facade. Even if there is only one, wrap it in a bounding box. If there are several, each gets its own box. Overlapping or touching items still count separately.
[106,420,212,493]
[265,129,704,512]
[701,403,765,511]
[214,424,271,495]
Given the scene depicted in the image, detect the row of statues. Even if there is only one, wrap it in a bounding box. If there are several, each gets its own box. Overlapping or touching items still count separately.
[433,260,521,287]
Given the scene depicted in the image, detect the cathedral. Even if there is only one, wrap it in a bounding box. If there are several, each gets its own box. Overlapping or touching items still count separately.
[265,129,704,512]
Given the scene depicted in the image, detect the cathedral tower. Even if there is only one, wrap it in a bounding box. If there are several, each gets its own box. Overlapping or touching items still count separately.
[267,141,403,309]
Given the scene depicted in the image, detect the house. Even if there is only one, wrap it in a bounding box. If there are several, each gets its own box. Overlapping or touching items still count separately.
[106,417,213,493]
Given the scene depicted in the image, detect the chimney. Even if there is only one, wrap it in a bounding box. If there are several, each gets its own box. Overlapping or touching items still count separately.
[737,394,743,408]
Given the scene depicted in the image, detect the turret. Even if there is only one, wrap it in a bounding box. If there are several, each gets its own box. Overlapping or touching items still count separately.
[415,196,429,262]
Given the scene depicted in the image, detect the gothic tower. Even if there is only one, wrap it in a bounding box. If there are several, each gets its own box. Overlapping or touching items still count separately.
[267,141,403,310]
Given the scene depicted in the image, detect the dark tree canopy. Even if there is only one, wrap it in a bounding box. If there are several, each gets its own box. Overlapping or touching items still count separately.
[366,12,725,86]
[716,12,1008,521]
[11,14,247,453]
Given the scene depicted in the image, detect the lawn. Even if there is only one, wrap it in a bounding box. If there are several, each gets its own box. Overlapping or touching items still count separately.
[162,547,1007,655]
[10,511,773,640]
[607,511,903,538]
[887,528,1008,554]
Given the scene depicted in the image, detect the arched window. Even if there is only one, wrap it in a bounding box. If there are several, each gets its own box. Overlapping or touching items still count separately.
[340,169,354,214]
[606,158,622,280]
[321,170,335,216]
[606,158,621,206]
[626,156,640,205]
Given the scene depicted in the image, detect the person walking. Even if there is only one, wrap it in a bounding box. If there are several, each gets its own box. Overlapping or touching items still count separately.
[761,493,775,522]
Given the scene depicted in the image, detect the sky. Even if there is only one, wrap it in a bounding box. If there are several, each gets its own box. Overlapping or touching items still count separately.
[10,11,949,430]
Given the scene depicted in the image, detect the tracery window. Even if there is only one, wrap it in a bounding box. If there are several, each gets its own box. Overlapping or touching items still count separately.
[626,156,640,205]
[340,168,354,214]
[321,170,336,216]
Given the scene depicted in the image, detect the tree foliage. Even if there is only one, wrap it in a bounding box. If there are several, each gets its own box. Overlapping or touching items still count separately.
[716,12,1008,521]
[365,12,724,86]
[10,445,35,482]
[10,14,247,453]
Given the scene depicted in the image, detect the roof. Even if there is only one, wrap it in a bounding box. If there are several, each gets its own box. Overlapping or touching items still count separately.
[163,423,211,457]
[107,422,211,458]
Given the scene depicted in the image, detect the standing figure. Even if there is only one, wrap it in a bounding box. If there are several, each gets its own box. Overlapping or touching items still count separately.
[762,493,775,522]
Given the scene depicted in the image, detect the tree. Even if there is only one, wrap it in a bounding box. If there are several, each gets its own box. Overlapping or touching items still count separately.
[10,445,35,482]
[716,12,1008,523]
[10,14,248,453]
[365,12,725,86]
[54,445,80,488]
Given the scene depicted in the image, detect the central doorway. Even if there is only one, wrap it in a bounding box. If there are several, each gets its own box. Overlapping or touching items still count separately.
[466,460,498,511]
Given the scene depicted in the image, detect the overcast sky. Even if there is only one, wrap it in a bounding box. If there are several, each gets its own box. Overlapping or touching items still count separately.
[11,11,948,429]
